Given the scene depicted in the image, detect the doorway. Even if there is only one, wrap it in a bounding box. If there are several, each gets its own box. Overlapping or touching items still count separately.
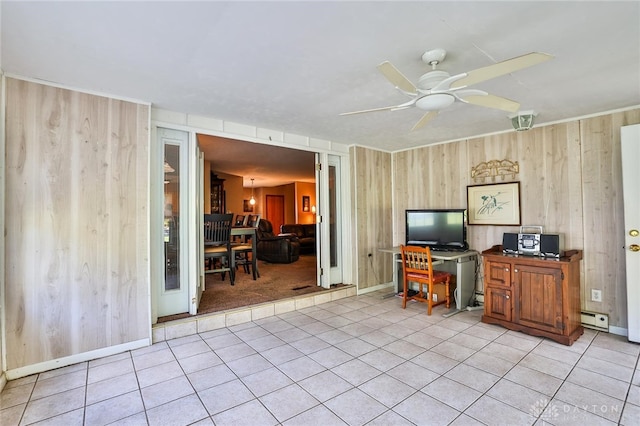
[153,130,348,318]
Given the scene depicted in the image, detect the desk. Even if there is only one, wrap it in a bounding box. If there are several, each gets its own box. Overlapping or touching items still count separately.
[231,227,259,279]
[379,246,478,317]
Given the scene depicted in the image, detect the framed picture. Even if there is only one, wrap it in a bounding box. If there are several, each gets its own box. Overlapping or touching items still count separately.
[302,195,310,212]
[467,182,521,226]
[243,200,254,213]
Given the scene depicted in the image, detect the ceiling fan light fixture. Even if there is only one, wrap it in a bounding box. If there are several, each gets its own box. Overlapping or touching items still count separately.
[416,94,455,111]
[509,110,537,131]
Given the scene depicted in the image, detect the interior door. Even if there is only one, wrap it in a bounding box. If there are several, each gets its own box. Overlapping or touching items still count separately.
[194,148,205,313]
[621,124,640,342]
[327,155,342,284]
[157,128,190,317]
[266,195,285,233]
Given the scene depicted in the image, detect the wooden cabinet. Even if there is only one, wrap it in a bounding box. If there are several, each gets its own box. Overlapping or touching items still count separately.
[210,173,225,214]
[481,246,583,345]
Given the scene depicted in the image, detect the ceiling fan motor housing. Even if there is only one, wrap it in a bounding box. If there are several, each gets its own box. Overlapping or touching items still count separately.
[417,70,450,91]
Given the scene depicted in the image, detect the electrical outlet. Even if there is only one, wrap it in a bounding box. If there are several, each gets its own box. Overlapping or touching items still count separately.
[591,289,602,302]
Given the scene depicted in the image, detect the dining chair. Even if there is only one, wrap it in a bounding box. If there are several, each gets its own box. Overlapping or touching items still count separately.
[246,214,261,228]
[400,245,452,315]
[231,215,260,280]
[234,214,247,227]
[232,239,259,280]
[204,213,235,285]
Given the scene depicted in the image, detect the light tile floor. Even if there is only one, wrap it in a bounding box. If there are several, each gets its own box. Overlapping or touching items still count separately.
[1,292,639,425]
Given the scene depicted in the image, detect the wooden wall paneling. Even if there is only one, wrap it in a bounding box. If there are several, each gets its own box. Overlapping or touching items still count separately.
[550,122,584,251]
[5,78,149,370]
[392,147,432,245]
[353,146,392,289]
[429,142,467,208]
[111,99,151,342]
[580,114,624,324]
[378,108,640,328]
[465,133,520,252]
[517,128,547,228]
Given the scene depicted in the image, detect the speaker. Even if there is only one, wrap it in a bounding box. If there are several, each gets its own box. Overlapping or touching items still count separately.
[540,234,564,258]
[502,233,519,254]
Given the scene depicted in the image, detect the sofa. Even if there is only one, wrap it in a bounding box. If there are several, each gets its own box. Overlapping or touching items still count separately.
[280,224,316,254]
[256,219,300,264]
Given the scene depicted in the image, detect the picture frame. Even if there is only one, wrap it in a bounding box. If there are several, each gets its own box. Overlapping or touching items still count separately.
[467,181,521,226]
[243,200,254,213]
[302,195,310,212]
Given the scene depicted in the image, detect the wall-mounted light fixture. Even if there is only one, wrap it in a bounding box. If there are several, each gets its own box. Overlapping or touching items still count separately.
[249,178,256,205]
[509,110,537,131]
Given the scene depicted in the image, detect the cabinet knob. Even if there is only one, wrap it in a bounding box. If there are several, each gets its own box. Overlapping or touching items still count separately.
[505,295,510,299]
[514,269,518,273]
[630,229,639,237]
[504,268,509,272]
[630,244,640,252]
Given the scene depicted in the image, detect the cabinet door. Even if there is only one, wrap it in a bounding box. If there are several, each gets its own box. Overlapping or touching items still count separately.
[485,286,512,321]
[485,260,511,287]
[514,264,564,333]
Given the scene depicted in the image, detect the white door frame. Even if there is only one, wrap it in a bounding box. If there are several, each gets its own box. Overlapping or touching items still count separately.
[150,116,353,319]
[187,133,202,315]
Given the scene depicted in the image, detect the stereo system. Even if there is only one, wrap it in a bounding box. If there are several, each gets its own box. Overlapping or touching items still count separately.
[502,226,564,258]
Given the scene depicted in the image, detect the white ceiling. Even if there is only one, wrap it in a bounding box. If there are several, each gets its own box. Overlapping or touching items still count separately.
[198,134,316,187]
[2,1,639,183]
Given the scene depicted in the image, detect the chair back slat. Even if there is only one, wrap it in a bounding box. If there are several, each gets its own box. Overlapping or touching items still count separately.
[204,214,233,246]
[401,245,434,274]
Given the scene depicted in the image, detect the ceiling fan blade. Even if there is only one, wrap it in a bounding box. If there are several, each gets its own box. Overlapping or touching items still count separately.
[411,111,438,131]
[450,52,553,89]
[461,94,520,113]
[339,105,401,116]
[377,61,417,94]
[340,98,417,116]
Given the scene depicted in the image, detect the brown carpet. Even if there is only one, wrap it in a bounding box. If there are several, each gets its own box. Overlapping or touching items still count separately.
[196,254,324,315]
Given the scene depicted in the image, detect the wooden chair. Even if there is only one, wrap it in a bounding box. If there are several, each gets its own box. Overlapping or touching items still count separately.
[231,214,261,280]
[400,245,452,315]
[204,213,235,285]
[246,214,260,228]
[234,214,247,227]
[232,240,259,280]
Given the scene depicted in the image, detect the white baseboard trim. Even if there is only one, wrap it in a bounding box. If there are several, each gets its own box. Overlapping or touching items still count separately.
[608,325,627,337]
[5,338,150,381]
[357,282,394,295]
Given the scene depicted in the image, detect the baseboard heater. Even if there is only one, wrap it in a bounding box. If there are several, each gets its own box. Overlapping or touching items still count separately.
[581,310,609,332]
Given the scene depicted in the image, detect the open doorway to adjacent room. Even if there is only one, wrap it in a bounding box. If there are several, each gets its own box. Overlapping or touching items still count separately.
[195,134,322,315]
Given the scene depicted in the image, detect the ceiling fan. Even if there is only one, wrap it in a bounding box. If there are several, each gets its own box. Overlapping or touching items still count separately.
[341,48,553,131]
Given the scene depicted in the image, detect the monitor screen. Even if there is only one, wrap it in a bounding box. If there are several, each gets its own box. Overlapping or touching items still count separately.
[405,209,467,250]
